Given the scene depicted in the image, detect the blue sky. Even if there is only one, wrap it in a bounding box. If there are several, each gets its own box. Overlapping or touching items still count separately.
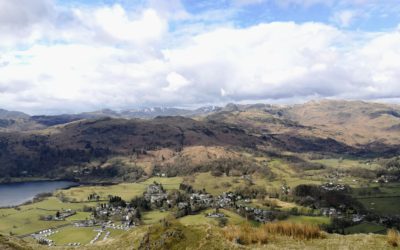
[57,0,400,31]
[0,0,399,114]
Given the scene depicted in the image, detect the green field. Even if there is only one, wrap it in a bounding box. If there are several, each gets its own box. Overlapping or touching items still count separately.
[57,177,183,202]
[344,222,386,234]
[142,210,170,225]
[0,208,69,235]
[312,158,380,170]
[0,197,99,236]
[358,197,400,215]
[66,212,92,221]
[48,226,98,245]
[179,209,247,226]
[286,215,331,225]
[188,172,246,195]
[23,197,98,211]
[0,177,183,236]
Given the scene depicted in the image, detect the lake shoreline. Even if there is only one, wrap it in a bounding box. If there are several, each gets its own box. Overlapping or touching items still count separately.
[0,180,80,208]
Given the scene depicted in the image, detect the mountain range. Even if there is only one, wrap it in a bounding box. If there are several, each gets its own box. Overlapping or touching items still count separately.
[1,100,400,180]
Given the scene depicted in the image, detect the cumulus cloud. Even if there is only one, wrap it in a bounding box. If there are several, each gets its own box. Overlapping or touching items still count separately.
[0,0,55,46]
[74,5,167,45]
[164,72,191,92]
[0,1,399,114]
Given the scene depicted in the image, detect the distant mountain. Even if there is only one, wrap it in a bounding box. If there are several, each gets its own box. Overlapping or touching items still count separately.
[1,100,400,180]
[0,109,44,131]
[0,109,29,120]
[205,100,400,147]
[117,106,221,119]
[0,106,223,131]
[1,100,400,149]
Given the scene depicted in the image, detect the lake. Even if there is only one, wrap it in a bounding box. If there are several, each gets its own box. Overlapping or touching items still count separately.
[0,180,78,207]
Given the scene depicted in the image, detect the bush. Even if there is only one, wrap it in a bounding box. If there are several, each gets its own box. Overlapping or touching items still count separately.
[217,217,228,227]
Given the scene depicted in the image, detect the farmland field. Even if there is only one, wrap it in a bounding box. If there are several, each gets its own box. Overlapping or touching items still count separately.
[48,226,98,245]
[344,222,386,234]
[178,209,247,226]
[286,215,331,225]
[358,197,400,215]
[56,177,183,202]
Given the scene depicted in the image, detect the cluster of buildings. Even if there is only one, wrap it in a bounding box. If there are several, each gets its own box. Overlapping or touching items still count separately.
[320,183,347,191]
[374,175,397,183]
[41,209,76,221]
[144,182,168,205]
[31,229,57,246]
[94,203,138,227]
[74,219,97,227]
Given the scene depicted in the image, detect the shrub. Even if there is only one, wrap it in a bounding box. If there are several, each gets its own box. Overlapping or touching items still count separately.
[217,217,228,227]
[387,229,400,247]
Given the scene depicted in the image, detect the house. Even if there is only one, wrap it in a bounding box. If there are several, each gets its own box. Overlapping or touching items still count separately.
[206,212,225,218]
[144,183,168,205]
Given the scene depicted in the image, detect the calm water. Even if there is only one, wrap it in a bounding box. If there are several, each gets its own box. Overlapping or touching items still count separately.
[0,181,78,207]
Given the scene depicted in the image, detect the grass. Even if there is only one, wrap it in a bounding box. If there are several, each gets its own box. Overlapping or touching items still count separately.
[387,229,400,247]
[142,211,170,225]
[188,172,246,195]
[286,215,330,226]
[0,208,69,235]
[358,197,400,215]
[312,158,381,170]
[57,177,183,202]
[224,223,269,245]
[178,209,247,227]
[224,221,324,245]
[66,212,92,221]
[0,197,99,236]
[22,197,97,211]
[0,177,182,236]
[48,226,98,245]
[345,222,386,234]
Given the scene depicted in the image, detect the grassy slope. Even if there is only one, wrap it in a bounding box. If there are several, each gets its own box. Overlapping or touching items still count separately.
[344,222,387,234]
[178,209,247,226]
[286,215,330,226]
[48,226,97,245]
[0,177,182,236]
[56,177,182,202]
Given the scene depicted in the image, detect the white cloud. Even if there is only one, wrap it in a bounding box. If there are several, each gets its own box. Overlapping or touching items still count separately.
[0,0,55,46]
[89,5,166,44]
[0,1,399,114]
[164,72,191,92]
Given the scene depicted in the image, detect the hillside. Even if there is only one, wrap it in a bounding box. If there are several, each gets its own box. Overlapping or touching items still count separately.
[1,100,400,180]
[0,223,396,250]
[0,116,260,179]
[205,100,400,153]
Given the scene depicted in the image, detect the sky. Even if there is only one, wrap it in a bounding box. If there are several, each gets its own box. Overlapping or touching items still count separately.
[0,0,399,114]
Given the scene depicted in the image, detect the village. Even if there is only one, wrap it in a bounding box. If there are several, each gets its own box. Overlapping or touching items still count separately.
[29,177,399,247]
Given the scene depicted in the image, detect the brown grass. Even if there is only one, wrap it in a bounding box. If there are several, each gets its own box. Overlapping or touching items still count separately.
[261,221,324,240]
[387,229,400,247]
[223,221,324,245]
[224,224,269,245]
